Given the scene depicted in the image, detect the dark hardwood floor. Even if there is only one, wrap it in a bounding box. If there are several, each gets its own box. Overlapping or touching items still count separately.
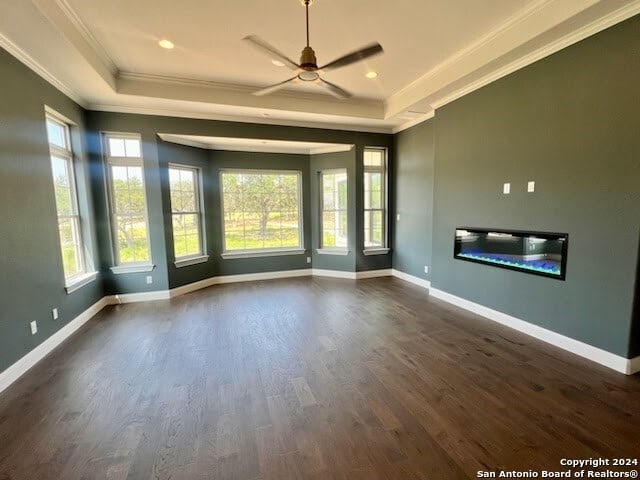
[0,277,639,480]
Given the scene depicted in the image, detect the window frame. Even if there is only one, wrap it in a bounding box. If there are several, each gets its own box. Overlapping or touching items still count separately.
[318,168,349,254]
[46,112,88,285]
[103,133,153,270]
[219,168,305,258]
[168,163,208,265]
[363,147,389,254]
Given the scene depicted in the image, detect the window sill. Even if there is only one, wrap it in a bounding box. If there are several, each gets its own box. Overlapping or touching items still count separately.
[110,264,155,274]
[174,255,210,268]
[221,249,305,260]
[316,248,350,256]
[65,271,98,294]
[363,248,390,256]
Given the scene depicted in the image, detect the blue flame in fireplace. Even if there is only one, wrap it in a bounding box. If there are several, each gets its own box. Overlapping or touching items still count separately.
[457,252,561,275]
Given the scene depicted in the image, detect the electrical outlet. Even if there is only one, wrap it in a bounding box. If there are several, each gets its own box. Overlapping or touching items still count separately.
[146,275,153,285]
[396,213,400,221]
[306,257,311,264]
[30,321,38,335]
[503,183,511,194]
[424,266,429,274]
[527,181,535,193]
[52,308,58,320]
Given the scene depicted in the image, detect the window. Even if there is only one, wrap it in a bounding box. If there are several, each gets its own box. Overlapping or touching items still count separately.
[364,148,387,251]
[104,134,151,267]
[169,165,205,261]
[320,169,348,250]
[46,114,86,281]
[221,170,303,254]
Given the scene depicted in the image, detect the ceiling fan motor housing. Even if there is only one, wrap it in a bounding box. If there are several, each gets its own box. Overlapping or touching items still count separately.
[300,46,317,69]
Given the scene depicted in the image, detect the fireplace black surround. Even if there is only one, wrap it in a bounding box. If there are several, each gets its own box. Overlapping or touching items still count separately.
[454,227,568,280]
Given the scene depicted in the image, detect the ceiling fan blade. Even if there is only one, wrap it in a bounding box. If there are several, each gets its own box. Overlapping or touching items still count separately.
[253,77,298,96]
[319,43,383,72]
[243,35,300,70]
[317,78,352,99]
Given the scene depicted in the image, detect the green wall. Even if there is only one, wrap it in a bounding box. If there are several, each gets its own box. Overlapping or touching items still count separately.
[630,241,640,358]
[0,48,103,373]
[2,13,639,378]
[207,150,313,279]
[425,15,639,357]
[310,150,358,272]
[158,143,313,289]
[85,111,393,294]
[392,119,435,280]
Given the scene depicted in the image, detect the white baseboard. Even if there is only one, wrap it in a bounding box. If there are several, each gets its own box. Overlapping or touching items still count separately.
[429,287,639,375]
[110,290,171,304]
[169,269,312,297]
[216,269,312,284]
[311,269,357,279]
[0,297,110,395]
[356,269,393,279]
[628,356,640,375]
[391,269,431,289]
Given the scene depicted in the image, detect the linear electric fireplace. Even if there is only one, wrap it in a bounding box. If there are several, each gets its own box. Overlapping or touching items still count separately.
[454,227,568,280]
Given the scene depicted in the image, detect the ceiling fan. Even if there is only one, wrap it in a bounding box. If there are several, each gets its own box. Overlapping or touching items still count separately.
[243,0,383,99]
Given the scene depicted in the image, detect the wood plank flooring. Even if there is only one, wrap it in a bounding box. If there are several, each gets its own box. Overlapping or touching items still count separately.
[0,277,639,479]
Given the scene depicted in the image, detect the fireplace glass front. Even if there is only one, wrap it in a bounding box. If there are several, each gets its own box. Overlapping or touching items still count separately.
[454,228,568,280]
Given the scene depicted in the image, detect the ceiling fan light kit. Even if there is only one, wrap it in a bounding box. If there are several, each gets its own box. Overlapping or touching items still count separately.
[244,0,383,99]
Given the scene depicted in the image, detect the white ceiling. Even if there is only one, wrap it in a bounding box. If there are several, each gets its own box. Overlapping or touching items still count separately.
[158,134,353,155]
[1,0,639,132]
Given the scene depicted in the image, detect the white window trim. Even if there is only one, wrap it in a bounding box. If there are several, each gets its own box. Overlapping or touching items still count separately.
[169,164,207,261]
[362,248,390,256]
[319,168,349,250]
[174,255,210,268]
[65,271,98,294]
[221,248,305,260]
[316,248,350,256]
[110,264,156,274]
[103,133,153,269]
[219,168,305,255]
[46,111,88,281]
[363,147,388,251]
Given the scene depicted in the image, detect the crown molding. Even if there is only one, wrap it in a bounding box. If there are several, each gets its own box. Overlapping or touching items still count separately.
[3,0,638,134]
[117,71,381,107]
[158,133,354,155]
[54,0,118,75]
[386,0,552,116]
[430,0,640,111]
[88,104,395,134]
[391,111,436,134]
[0,31,85,106]
[385,0,640,119]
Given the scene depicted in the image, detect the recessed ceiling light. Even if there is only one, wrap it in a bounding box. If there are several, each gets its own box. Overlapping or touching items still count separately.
[271,59,285,67]
[158,39,174,49]
[365,71,378,79]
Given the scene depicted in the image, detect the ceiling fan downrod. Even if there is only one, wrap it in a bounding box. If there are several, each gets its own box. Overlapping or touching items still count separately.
[299,0,317,72]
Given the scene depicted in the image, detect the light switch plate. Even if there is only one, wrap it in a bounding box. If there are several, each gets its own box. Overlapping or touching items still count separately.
[396,213,400,221]
[30,321,38,335]
[527,181,535,192]
[503,183,511,194]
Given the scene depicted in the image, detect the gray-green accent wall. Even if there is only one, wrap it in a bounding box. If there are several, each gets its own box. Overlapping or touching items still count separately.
[0,48,103,373]
[84,111,393,295]
[392,119,435,281]
[310,150,357,272]
[393,15,640,358]
[2,13,639,378]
